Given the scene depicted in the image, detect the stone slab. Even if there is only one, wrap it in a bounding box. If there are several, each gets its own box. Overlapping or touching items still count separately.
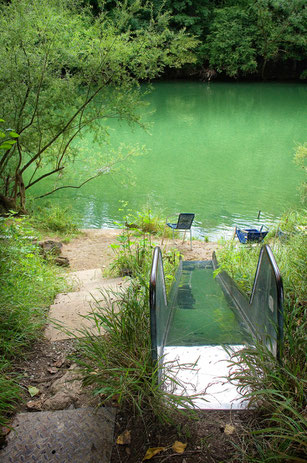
[0,407,116,463]
[45,278,129,341]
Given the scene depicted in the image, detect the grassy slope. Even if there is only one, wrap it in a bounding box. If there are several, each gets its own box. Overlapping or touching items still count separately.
[216,210,307,462]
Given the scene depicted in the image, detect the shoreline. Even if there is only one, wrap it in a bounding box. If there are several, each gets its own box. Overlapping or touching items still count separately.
[61,228,220,271]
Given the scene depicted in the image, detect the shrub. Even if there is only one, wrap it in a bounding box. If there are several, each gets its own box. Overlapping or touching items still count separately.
[217,210,307,462]
[0,216,67,426]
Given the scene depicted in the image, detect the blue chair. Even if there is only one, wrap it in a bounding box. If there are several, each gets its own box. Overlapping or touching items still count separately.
[165,213,195,249]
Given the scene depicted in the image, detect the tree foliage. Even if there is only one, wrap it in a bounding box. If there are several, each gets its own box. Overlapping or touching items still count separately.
[0,0,197,212]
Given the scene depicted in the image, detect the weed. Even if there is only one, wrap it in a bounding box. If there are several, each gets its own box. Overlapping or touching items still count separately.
[74,280,194,423]
[109,225,181,292]
[0,216,67,426]
[217,209,307,462]
[28,200,80,237]
[117,201,172,237]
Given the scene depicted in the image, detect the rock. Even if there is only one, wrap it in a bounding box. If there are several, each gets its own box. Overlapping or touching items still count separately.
[54,256,70,267]
[43,392,72,410]
[26,398,45,410]
[50,365,82,396]
[47,367,58,374]
[38,240,63,256]
[43,365,84,410]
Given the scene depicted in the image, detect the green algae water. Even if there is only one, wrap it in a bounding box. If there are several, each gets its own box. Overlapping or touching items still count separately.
[32,82,306,238]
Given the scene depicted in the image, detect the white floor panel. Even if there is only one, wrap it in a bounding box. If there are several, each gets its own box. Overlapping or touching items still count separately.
[163,345,248,410]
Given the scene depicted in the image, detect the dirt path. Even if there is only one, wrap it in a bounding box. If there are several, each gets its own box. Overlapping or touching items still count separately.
[61,229,220,271]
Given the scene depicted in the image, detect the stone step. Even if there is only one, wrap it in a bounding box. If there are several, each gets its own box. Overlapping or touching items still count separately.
[45,298,106,341]
[67,268,106,290]
[65,277,127,295]
[45,278,129,341]
[0,407,116,463]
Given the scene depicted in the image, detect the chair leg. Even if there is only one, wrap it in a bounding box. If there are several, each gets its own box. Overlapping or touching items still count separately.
[190,229,192,250]
[182,230,186,244]
[161,224,167,245]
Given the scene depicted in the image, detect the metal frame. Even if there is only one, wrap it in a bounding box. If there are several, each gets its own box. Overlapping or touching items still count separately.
[163,213,195,250]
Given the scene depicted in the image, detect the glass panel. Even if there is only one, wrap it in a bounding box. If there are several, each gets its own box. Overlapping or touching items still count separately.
[166,262,247,346]
[249,247,283,358]
[150,248,182,364]
[213,245,283,359]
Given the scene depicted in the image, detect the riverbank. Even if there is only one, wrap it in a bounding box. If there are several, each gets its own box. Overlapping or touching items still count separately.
[1,224,254,463]
[61,229,220,271]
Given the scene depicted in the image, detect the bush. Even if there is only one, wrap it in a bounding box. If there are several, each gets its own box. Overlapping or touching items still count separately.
[28,201,80,237]
[0,216,67,427]
[217,209,307,462]
[109,225,181,291]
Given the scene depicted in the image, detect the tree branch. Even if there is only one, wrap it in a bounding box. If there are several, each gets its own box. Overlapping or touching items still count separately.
[34,151,133,199]
[20,82,108,175]
[34,171,106,199]
[26,166,65,190]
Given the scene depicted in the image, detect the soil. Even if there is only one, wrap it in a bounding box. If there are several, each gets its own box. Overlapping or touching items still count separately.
[3,229,254,461]
[60,229,220,271]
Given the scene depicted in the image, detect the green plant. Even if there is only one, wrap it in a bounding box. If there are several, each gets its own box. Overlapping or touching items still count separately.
[118,201,172,237]
[217,209,307,462]
[0,0,197,212]
[74,280,196,423]
[29,202,80,237]
[110,229,181,290]
[0,216,67,426]
[0,366,21,429]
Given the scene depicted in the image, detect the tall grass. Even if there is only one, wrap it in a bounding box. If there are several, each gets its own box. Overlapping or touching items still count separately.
[217,210,307,462]
[109,224,181,291]
[28,200,80,237]
[74,223,193,422]
[117,201,172,237]
[0,216,67,427]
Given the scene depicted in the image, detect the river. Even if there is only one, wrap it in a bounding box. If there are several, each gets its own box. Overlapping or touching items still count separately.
[32,81,306,239]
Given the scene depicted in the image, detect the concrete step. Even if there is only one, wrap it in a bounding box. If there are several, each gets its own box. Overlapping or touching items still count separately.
[0,407,116,463]
[45,296,108,341]
[67,268,106,290]
[45,277,129,341]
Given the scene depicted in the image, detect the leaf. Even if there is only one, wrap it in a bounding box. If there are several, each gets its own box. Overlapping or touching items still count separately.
[28,386,40,397]
[143,447,166,460]
[172,441,187,454]
[9,131,19,138]
[116,430,131,445]
[224,424,235,435]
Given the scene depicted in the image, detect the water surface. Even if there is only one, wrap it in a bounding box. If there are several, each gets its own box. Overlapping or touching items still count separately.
[32,82,306,238]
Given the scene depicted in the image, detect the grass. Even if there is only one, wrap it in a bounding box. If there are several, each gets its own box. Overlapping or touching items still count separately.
[117,201,173,237]
[108,224,181,290]
[28,200,80,238]
[0,215,68,427]
[75,280,196,423]
[74,222,196,423]
[216,209,307,462]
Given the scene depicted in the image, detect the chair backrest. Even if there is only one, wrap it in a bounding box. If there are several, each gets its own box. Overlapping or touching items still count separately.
[176,213,195,230]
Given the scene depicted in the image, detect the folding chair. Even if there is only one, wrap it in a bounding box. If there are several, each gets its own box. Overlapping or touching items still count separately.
[163,213,195,250]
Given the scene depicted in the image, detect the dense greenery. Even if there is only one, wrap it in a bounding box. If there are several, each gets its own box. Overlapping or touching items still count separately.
[87,0,307,80]
[216,209,307,461]
[0,0,197,213]
[0,217,67,427]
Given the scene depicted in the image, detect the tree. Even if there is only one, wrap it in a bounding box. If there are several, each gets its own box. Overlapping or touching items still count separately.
[253,0,307,79]
[0,0,197,212]
[204,5,257,77]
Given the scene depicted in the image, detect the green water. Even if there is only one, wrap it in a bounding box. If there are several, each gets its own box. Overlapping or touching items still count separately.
[166,266,246,346]
[32,82,306,238]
